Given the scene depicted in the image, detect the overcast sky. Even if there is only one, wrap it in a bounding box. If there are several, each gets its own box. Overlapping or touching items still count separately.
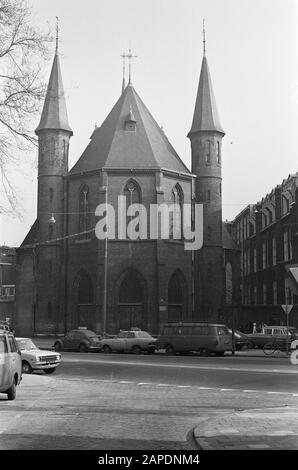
[1,0,298,246]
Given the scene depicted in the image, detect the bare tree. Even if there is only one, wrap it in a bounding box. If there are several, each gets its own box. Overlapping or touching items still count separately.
[0,0,52,215]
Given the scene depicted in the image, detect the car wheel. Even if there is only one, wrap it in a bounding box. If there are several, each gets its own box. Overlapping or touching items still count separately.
[165,344,175,355]
[44,368,56,374]
[54,342,62,352]
[199,348,209,356]
[132,345,141,355]
[79,343,87,353]
[22,360,32,374]
[102,345,112,354]
[7,379,16,400]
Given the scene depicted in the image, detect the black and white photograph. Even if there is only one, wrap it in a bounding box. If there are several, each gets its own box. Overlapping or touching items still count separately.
[0,0,298,458]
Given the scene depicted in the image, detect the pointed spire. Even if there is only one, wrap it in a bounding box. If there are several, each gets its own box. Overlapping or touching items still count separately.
[188,51,224,136]
[35,28,73,135]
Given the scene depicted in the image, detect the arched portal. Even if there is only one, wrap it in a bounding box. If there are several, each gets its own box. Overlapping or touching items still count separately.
[72,270,95,330]
[118,268,146,330]
[168,269,188,322]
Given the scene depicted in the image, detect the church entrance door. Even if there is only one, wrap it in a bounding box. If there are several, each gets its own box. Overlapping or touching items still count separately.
[118,304,144,330]
[118,269,146,330]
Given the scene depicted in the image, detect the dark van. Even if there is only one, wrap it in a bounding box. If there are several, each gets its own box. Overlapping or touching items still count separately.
[157,322,232,356]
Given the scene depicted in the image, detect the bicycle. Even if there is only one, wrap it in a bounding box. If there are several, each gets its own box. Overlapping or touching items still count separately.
[263,339,291,356]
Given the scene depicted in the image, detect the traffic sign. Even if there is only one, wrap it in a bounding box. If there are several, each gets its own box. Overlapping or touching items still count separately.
[281,305,293,314]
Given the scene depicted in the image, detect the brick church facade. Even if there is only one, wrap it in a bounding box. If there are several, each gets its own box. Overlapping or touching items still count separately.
[15,44,234,336]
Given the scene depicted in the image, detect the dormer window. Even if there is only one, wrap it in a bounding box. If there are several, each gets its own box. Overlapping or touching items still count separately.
[124,105,136,131]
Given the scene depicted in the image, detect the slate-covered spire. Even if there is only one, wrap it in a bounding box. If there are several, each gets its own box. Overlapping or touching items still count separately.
[35,50,73,135]
[188,55,224,136]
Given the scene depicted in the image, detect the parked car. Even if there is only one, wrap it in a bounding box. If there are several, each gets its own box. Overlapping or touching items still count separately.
[0,331,22,400]
[227,329,254,350]
[157,322,232,356]
[53,327,101,352]
[16,338,61,374]
[99,329,157,354]
[247,325,298,349]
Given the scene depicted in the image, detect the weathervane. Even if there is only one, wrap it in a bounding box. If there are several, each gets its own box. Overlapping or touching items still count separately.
[121,49,138,85]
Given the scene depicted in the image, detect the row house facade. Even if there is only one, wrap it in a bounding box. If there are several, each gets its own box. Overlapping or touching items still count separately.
[230,173,298,331]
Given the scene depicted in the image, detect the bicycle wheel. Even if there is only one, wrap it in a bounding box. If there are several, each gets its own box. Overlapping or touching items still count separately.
[263,342,275,355]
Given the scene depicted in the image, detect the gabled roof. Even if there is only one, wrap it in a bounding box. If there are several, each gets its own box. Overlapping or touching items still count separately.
[188,56,224,136]
[222,222,239,251]
[69,84,190,174]
[35,52,73,135]
[20,220,38,247]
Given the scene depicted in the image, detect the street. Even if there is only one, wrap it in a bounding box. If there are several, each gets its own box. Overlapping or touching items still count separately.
[0,352,298,450]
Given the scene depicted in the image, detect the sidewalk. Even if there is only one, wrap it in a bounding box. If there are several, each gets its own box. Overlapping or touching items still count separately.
[193,407,298,450]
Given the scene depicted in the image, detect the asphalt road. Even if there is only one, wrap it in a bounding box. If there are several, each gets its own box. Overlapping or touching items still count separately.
[0,352,298,451]
[54,352,298,394]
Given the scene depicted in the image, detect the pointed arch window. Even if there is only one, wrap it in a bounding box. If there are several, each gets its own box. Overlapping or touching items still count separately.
[123,180,141,206]
[205,140,211,164]
[48,137,55,165]
[216,141,221,164]
[168,270,187,322]
[123,180,141,239]
[170,184,183,239]
[79,185,91,240]
[207,226,212,241]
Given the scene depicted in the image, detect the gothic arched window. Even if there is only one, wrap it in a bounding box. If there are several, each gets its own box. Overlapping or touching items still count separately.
[207,225,212,241]
[170,184,183,239]
[205,140,211,164]
[48,137,55,165]
[79,185,91,240]
[77,271,94,304]
[123,180,142,239]
[123,180,141,206]
[168,269,187,322]
[119,269,144,304]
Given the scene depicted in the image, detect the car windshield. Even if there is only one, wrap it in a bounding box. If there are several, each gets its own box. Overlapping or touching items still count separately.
[79,330,97,338]
[217,326,229,336]
[17,339,38,351]
[137,332,151,338]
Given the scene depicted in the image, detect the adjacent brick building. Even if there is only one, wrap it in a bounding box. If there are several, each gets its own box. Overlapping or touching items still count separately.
[227,173,298,330]
[0,246,16,323]
[15,43,230,336]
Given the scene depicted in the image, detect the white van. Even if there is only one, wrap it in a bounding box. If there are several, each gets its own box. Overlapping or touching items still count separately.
[0,332,22,400]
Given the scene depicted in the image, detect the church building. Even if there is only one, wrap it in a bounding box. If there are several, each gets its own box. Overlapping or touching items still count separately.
[15,38,232,336]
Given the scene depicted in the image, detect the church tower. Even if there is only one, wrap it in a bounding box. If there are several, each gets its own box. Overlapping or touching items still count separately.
[188,32,225,321]
[33,40,73,333]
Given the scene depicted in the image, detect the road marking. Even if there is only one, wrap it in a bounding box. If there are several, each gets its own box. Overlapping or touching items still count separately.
[119,380,135,384]
[61,357,298,375]
[220,388,235,391]
[137,382,152,385]
[157,383,171,387]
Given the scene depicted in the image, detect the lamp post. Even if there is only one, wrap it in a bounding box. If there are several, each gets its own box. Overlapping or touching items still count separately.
[102,186,108,334]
